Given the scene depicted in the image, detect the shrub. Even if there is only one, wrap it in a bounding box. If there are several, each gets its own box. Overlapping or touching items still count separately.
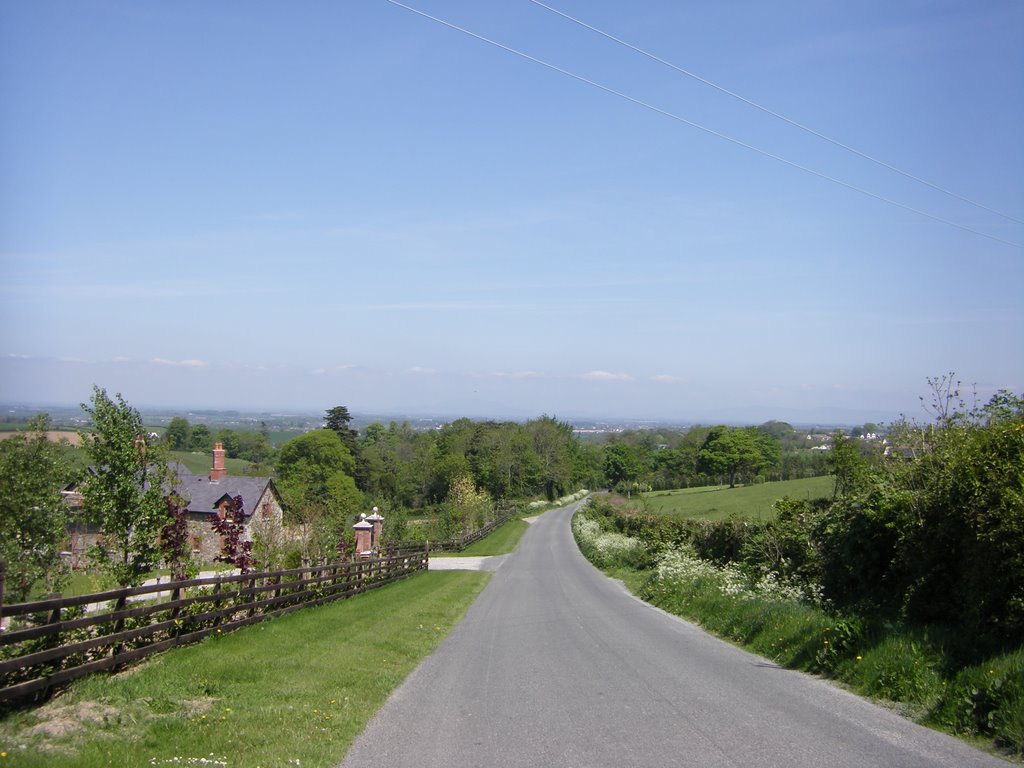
[572,506,649,570]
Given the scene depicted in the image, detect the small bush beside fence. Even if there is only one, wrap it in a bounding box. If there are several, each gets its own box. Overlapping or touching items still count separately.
[0,549,428,707]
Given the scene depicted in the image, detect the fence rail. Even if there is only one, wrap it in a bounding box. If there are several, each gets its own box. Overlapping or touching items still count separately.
[0,551,427,705]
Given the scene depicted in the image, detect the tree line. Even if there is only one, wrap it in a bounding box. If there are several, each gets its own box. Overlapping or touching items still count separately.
[2,386,838,598]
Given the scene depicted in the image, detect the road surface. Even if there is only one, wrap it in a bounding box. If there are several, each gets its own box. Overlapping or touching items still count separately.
[340,500,1007,767]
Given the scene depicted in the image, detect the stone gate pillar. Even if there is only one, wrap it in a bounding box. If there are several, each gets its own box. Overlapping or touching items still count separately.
[353,514,373,560]
[366,507,384,552]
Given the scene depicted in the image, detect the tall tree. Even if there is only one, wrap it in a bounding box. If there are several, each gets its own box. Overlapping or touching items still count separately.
[525,416,575,500]
[79,386,173,586]
[0,414,73,600]
[324,405,359,456]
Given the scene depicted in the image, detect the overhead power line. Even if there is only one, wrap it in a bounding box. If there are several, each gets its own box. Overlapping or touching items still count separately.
[384,0,1022,249]
[529,0,1024,227]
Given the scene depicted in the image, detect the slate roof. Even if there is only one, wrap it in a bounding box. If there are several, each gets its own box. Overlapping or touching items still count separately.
[169,462,277,518]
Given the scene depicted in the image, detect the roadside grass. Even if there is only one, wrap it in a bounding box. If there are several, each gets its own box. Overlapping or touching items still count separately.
[641,476,833,521]
[572,506,1024,760]
[0,571,490,767]
[169,450,253,477]
[449,517,531,557]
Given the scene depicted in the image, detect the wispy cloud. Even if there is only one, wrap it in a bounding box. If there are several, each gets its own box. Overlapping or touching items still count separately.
[583,370,633,382]
[651,374,687,384]
[407,366,438,375]
[311,364,358,375]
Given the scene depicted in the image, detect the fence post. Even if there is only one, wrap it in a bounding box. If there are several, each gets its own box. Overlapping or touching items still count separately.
[0,560,5,633]
[110,592,127,663]
[246,574,257,618]
[212,581,223,627]
[170,584,182,636]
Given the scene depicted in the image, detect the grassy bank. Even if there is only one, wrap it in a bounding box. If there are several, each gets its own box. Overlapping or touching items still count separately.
[641,476,833,521]
[572,504,1024,760]
[451,516,531,557]
[0,571,489,767]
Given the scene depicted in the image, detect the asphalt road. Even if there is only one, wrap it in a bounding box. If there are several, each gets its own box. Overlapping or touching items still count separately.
[339,500,1007,768]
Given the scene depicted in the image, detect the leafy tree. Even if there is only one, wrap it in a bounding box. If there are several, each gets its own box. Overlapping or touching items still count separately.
[445,474,491,535]
[276,430,362,563]
[215,428,241,458]
[826,430,869,499]
[759,420,795,439]
[236,428,272,466]
[652,447,690,490]
[165,416,191,451]
[79,386,173,587]
[525,416,575,500]
[603,443,648,488]
[190,423,213,451]
[0,414,73,600]
[696,426,778,488]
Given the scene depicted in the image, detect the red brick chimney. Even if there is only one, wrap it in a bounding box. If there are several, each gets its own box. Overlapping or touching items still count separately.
[210,442,226,481]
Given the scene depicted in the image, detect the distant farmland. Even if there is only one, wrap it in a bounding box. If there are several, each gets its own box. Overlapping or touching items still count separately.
[0,429,81,445]
[641,476,833,521]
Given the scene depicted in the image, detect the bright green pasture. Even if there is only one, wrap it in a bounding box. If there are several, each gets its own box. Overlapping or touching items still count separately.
[0,571,489,768]
[169,450,254,476]
[641,476,833,521]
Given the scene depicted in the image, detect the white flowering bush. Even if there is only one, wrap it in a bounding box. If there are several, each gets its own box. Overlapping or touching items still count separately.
[572,508,647,569]
[528,489,589,510]
[651,545,822,606]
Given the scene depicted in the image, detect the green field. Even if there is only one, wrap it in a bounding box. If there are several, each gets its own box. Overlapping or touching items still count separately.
[641,476,833,521]
[169,450,254,476]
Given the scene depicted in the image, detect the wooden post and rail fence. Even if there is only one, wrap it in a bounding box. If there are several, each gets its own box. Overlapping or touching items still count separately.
[0,498,523,707]
[0,548,428,707]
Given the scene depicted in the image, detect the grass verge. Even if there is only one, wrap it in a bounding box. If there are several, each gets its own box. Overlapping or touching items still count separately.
[0,571,490,767]
[450,517,531,557]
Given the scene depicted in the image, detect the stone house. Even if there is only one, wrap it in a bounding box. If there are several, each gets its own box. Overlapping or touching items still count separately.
[63,442,283,567]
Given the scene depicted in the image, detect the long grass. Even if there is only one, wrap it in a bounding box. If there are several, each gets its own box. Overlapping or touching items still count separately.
[641,476,833,521]
[0,571,490,767]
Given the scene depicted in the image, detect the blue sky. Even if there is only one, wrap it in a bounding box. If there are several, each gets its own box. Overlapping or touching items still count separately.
[2,0,1022,424]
